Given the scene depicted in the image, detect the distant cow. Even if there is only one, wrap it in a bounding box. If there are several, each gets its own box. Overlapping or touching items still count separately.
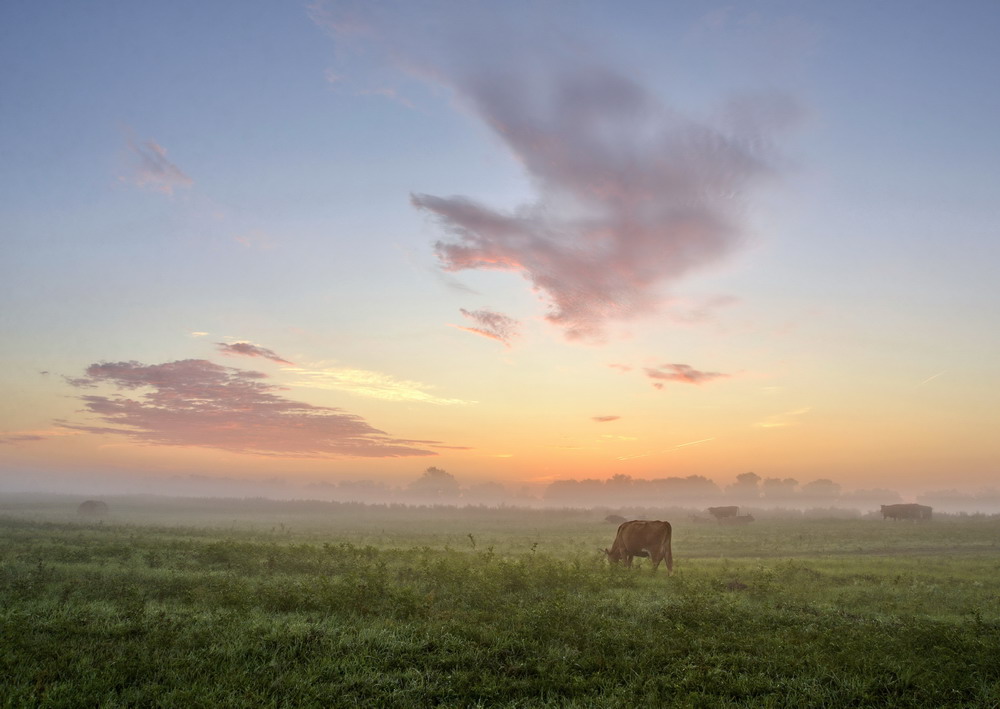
[881,503,932,521]
[604,514,627,525]
[605,520,673,574]
[77,500,109,517]
[719,514,755,525]
[708,506,739,520]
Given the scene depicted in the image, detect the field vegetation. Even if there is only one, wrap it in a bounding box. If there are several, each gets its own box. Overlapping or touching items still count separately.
[2,494,999,707]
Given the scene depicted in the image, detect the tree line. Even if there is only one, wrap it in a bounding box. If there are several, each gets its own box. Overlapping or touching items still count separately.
[297,468,999,512]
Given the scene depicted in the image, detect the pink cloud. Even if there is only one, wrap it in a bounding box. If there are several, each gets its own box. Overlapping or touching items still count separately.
[608,363,633,372]
[217,342,294,365]
[62,360,438,458]
[592,415,620,423]
[665,295,741,325]
[411,74,789,340]
[314,5,799,340]
[0,434,46,445]
[125,136,193,195]
[452,308,519,346]
[645,363,729,389]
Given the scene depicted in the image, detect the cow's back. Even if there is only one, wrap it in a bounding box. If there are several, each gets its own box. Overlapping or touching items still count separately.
[619,520,671,550]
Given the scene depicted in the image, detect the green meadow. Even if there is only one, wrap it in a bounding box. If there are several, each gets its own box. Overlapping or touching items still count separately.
[2,496,999,707]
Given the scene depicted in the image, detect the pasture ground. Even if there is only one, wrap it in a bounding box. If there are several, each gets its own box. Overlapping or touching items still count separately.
[2,495,999,707]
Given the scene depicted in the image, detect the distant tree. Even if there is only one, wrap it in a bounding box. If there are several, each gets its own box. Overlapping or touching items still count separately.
[801,479,841,501]
[762,477,799,501]
[605,474,635,503]
[543,479,579,501]
[916,488,1000,513]
[643,475,722,503]
[467,481,508,503]
[335,479,391,503]
[681,475,722,494]
[407,467,461,499]
[726,472,761,500]
[841,488,902,510]
[544,473,721,505]
[577,479,605,498]
[512,486,536,501]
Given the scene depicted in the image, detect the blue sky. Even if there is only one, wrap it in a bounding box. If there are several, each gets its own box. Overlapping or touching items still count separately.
[1,1,998,495]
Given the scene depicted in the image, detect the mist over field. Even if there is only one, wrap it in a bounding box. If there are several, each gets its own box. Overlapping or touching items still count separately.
[4,492,1000,705]
[5,465,1000,515]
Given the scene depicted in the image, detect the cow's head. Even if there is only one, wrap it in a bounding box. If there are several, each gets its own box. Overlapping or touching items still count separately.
[604,547,623,564]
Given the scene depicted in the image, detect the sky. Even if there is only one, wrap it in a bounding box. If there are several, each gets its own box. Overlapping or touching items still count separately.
[1,0,998,498]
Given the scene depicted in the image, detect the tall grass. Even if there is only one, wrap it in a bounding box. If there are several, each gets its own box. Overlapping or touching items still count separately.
[2,501,999,707]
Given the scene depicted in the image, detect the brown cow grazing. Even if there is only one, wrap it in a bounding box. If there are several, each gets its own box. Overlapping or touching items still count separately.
[881,503,932,521]
[77,500,109,517]
[707,505,739,520]
[605,520,673,574]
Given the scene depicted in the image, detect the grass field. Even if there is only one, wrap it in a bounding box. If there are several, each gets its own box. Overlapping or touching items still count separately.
[2,495,999,707]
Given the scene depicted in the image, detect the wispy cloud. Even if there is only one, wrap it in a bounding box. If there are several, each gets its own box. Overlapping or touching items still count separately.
[233,230,275,250]
[359,86,415,109]
[756,407,811,428]
[917,371,946,387]
[645,363,728,389]
[592,415,620,423]
[124,134,193,195]
[664,295,740,325]
[452,308,519,346]
[285,366,473,405]
[62,359,438,457]
[313,3,799,340]
[0,433,45,445]
[617,437,716,461]
[0,428,83,444]
[217,341,294,365]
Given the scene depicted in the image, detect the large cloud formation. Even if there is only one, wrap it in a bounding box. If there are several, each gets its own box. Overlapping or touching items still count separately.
[63,360,438,457]
[314,2,798,340]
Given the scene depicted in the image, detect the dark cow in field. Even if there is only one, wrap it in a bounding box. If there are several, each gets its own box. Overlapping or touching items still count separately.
[707,505,739,520]
[605,520,673,574]
[604,514,627,525]
[719,514,755,525]
[881,503,932,521]
[77,500,109,517]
